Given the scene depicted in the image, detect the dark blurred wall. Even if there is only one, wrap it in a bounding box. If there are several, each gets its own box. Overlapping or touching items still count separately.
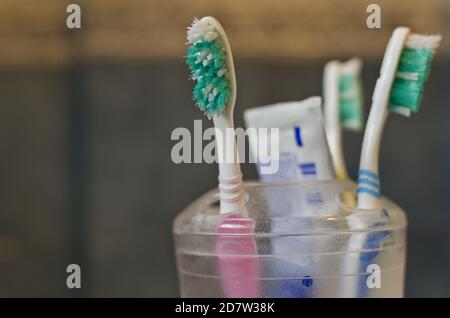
[1,58,449,297]
[0,68,71,297]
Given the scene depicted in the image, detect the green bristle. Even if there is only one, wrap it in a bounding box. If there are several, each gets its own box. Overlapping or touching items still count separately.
[339,74,363,131]
[186,38,230,117]
[389,47,434,116]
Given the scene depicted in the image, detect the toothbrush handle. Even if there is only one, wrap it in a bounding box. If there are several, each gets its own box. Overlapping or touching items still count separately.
[357,105,387,209]
[213,115,246,214]
[357,27,410,209]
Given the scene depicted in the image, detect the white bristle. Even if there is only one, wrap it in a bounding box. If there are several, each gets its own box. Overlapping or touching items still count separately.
[217,68,227,77]
[340,58,362,75]
[390,106,411,117]
[187,18,218,44]
[405,34,442,53]
[396,71,418,81]
[202,84,213,95]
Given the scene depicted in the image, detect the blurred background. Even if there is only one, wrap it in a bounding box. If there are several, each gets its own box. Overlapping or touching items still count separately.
[0,0,449,297]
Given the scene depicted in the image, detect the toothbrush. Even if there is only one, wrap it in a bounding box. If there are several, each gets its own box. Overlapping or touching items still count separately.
[324,59,363,210]
[186,16,245,214]
[344,27,441,297]
[357,27,441,209]
[186,16,260,298]
[324,58,363,181]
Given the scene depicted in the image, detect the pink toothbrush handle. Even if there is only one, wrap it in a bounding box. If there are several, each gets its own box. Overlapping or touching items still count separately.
[215,214,260,298]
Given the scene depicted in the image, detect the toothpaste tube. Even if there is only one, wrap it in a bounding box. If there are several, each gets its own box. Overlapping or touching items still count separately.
[244,97,335,182]
[244,97,336,219]
[244,97,336,297]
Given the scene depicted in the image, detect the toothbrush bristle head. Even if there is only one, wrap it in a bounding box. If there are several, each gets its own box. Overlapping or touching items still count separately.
[186,18,231,117]
[389,33,442,117]
[339,59,364,131]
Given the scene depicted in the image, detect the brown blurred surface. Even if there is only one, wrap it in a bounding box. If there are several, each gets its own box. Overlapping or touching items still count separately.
[0,0,448,65]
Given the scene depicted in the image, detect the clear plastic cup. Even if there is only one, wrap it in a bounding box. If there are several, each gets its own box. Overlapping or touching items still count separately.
[173,180,406,298]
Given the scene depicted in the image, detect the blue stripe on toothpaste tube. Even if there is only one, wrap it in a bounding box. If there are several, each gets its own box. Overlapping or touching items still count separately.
[244,97,337,297]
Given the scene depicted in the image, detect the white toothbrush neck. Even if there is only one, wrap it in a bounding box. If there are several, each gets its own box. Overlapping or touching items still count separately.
[213,114,245,214]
